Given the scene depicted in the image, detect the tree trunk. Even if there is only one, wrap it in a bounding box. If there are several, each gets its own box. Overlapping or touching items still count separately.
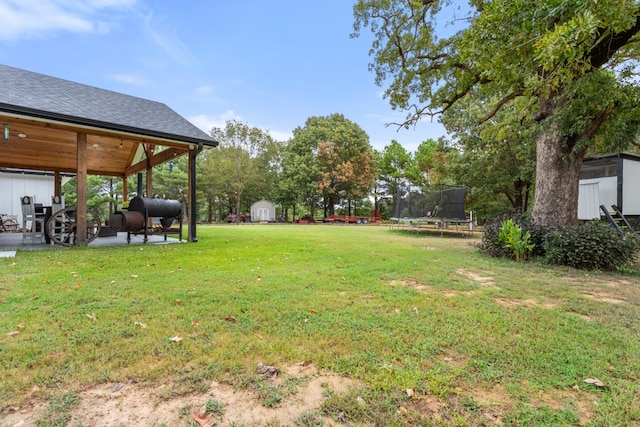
[530,123,583,227]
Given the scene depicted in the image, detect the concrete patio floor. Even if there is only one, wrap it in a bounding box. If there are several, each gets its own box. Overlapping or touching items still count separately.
[0,230,184,257]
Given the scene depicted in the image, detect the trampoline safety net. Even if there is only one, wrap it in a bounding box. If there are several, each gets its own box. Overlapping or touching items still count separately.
[393,185,468,220]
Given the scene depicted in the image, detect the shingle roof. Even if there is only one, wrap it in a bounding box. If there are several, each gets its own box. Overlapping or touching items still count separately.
[0,64,216,146]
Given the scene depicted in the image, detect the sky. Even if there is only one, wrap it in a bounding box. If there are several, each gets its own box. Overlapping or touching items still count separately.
[0,0,448,153]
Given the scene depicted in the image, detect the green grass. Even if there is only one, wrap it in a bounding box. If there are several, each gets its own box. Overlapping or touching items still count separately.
[1,224,640,425]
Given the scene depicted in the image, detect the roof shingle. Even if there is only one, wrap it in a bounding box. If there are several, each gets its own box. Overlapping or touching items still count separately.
[0,64,216,146]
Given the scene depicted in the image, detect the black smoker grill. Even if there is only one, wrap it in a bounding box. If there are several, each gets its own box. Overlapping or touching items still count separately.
[109,197,182,243]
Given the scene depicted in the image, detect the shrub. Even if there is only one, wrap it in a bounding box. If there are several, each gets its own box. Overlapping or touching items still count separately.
[479,214,515,258]
[480,214,639,271]
[543,222,639,271]
[497,219,535,262]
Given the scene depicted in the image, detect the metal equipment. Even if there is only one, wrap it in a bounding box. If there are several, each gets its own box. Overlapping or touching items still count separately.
[109,197,182,243]
[46,207,101,246]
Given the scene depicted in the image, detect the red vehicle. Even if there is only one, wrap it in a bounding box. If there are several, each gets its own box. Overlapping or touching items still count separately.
[323,210,381,224]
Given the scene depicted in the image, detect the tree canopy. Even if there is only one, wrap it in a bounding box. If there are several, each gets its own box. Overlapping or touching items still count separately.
[353,0,640,226]
[280,113,377,216]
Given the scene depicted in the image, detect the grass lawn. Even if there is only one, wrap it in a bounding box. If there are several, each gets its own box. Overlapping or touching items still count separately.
[1,224,639,426]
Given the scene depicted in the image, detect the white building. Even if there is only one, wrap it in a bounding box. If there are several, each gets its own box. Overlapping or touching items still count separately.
[250,199,276,222]
[0,169,71,225]
[578,153,640,220]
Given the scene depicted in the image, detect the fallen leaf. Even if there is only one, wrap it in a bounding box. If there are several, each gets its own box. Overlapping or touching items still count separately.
[169,335,183,342]
[223,315,236,323]
[192,410,213,427]
[257,363,278,378]
[7,331,19,337]
[134,321,147,328]
[191,320,200,326]
[76,284,83,289]
[406,388,414,397]
[86,313,97,321]
[43,280,49,284]
[256,276,262,282]
[584,378,605,387]
[17,323,25,329]
[309,309,317,314]
[254,333,263,340]
[174,299,183,306]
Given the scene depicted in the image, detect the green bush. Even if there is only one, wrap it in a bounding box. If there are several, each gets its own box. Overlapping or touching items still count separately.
[479,214,515,258]
[543,222,639,271]
[480,215,639,271]
[498,219,535,262]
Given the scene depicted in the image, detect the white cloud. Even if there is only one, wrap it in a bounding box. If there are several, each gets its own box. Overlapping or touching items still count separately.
[195,85,212,95]
[0,0,135,40]
[189,110,242,134]
[110,72,150,86]
[139,9,194,65]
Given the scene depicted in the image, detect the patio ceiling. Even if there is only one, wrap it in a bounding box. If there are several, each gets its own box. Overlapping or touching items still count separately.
[0,112,194,177]
[0,64,217,177]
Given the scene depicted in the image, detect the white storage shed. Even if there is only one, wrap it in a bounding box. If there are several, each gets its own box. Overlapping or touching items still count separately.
[250,200,276,222]
[578,153,640,219]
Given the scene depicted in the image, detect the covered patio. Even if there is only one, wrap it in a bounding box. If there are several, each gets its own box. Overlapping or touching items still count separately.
[0,64,217,249]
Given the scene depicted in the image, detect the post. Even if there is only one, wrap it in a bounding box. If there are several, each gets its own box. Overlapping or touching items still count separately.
[76,133,88,245]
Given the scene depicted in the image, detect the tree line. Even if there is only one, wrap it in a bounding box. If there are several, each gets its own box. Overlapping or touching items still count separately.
[62,111,538,224]
[63,0,640,228]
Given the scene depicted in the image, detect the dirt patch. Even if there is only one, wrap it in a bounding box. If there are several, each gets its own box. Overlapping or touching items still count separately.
[494,298,557,309]
[456,268,498,288]
[581,291,626,304]
[1,364,356,427]
[401,394,442,421]
[567,312,593,322]
[469,383,595,425]
[389,279,436,293]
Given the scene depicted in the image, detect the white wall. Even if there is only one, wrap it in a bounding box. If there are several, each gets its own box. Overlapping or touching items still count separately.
[578,182,600,220]
[0,172,54,225]
[623,158,640,215]
[578,176,617,216]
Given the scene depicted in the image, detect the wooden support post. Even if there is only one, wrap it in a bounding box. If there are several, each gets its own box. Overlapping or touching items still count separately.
[54,171,61,196]
[76,133,88,245]
[123,176,128,202]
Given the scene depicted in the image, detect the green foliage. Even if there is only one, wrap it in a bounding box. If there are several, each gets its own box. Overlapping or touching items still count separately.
[482,215,639,271]
[280,113,376,215]
[543,223,639,271]
[205,120,278,220]
[205,398,226,416]
[353,0,640,227]
[498,219,535,262]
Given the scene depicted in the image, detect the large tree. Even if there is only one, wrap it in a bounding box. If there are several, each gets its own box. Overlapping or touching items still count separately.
[353,0,640,226]
[281,113,377,217]
[377,140,414,215]
[441,94,536,214]
[209,120,276,222]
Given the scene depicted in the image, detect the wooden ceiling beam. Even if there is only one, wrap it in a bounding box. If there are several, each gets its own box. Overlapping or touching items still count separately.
[125,147,188,176]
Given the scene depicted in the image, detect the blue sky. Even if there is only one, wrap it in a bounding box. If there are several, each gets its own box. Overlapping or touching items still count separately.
[0,0,447,152]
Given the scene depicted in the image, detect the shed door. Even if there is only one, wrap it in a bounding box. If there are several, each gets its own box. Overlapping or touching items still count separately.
[257,208,269,221]
[578,182,600,220]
